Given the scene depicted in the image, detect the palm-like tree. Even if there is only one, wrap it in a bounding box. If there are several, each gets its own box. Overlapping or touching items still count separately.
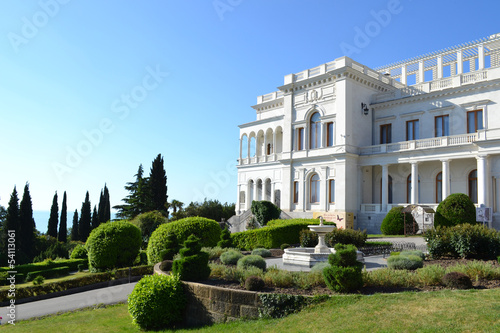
[170,200,184,214]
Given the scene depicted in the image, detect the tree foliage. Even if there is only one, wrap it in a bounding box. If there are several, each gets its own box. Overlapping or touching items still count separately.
[97,184,111,225]
[58,191,67,243]
[147,154,168,215]
[47,192,59,238]
[71,209,79,241]
[172,199,235,221]
[19,183,36,263]
[78,191,92,242]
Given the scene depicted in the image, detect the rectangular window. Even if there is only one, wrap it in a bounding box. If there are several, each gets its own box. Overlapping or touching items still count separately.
[435,115,449,137]
[328,179,335,203]
[293,181,299,204]
[297,127,304,150]
[326,122,334,147]
[406,120,419,140]
[467,110,483,133]
[380,124,392,144]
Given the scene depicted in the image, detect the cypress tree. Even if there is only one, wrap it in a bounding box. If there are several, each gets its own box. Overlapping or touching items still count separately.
[2,187,19,262]
[19,183,36,263]
[79,192,91,241]
[97,184,111,224]
[148,154,168,216]
[58,191,68,243]
[71,209,79,241]
[47,192,59,238]
[92,205,99,230]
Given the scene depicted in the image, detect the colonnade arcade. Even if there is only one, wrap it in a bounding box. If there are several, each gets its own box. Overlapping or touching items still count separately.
[239,126,283,164]
[360,154,495,213]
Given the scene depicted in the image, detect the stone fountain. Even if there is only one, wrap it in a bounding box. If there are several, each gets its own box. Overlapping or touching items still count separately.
[282,216,364,268]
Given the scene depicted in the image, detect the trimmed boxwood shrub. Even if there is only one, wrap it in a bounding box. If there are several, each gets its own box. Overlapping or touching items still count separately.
[425,224,500,259]
[237,255,267,271]
[434,193,477,227]
[251,248,272,257]
[128,274,186,330]
[323,244,363,293]
[299,229,318,247]
[399,250,425,260]
[442,271,472,289]
[232,219,319,250]
[387,254,423,270]
[380,206,415,235]
[70,244,88,260]
[0,258,87,275]
[147,217,221,265]
[220,249,243,265]
[217,227,233,248]
[251,201,281,226]
[86,221,142,272]
[172,234,211,281]
[245,275,265,291]
[325,228,367,248]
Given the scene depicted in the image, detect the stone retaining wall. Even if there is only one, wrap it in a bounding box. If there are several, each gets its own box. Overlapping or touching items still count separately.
[154,262,261,327]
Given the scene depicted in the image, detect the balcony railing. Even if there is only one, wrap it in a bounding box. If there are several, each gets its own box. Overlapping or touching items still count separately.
[359,132,479,155]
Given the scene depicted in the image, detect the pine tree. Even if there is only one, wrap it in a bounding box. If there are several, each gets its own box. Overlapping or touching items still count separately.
[19,183,36,263]
[114,165,148,219]
[47,192,59,238]
[79,192,92,242]
[71,209,79,241]
[92,205,99,230]
[148,154,168,216]
[58,191,68,243]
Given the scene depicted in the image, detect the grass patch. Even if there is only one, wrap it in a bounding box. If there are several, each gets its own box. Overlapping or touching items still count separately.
[367,234,424,238]
[0,271,94,290]
[5,289,500,332]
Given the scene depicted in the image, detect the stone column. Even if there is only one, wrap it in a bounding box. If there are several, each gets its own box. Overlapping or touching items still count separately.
[401,65,407,85]
[321,166,328,212]
[381,164,389,212]
[478,44,485,70]
[477,155,488,206]
[411,162,419,204]
[441,159,451,200]
[254,181,258,202]
[457,50,463,74]
[271,181,276,204]
[418,60,424,84]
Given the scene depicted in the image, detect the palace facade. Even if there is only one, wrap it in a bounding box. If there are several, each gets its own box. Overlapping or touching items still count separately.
[235,34,500,233]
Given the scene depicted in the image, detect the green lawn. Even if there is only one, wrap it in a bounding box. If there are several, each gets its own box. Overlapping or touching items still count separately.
[0,271,93,291]
[367,234,424,238]
[5,289,500,332]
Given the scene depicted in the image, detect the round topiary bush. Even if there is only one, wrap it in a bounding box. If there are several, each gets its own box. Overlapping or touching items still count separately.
[245,275,265,291]
[442,271,472,289]
[434,193,477,227]
[130,211,168,246]
[387,254,423,270]
[147,217,221,265]
[251,248,272,258]
[237,255,267,271]
[280,243,290,250]
[128,274,186,330]
[220,249,243,265]
[86,221,141,272]
[70,244,88,260]
[380,206,414,235]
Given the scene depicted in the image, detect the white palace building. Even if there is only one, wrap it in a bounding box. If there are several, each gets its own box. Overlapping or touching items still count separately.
[235,34,500,233]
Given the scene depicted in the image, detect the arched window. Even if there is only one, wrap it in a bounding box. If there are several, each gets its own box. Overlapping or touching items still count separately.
[469,169,478,203]
[310,112,321,149]
[436,172,442,203]
[310,174,320,203]
[407,174,421,203]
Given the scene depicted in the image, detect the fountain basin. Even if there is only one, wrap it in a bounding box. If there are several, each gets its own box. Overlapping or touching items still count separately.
[282,247,365,268]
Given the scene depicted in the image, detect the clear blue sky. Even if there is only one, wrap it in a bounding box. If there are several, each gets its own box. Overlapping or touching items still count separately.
[1,0,499,232]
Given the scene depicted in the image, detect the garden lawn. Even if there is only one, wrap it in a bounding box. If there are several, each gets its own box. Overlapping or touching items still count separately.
[5,289,500,332]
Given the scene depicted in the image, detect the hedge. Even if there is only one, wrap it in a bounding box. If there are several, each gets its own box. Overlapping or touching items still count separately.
[0,258,87,275]
[231,219,321,250]
[147,217,221,265]
[0,265,153,302]
[25,266,71,282]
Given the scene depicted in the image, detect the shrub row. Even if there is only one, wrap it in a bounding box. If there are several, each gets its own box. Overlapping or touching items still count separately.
[0,265,153,302]
[425,224,500,259]
[231,219,318,250]
[0,258,87,275]
[325,228,367,248]
[25,266,71,282]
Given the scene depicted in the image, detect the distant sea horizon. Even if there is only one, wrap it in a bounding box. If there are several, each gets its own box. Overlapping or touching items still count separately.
[33,210,117,235]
